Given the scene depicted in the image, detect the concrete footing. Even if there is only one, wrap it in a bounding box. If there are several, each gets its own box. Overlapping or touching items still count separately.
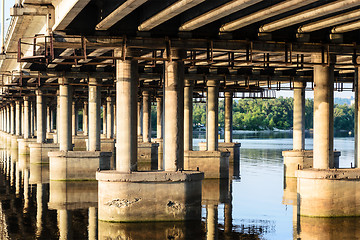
[29,143,59,164]
[184,151,229,179]
[283,150,341,177]
[296,168,360,217]
[72,135,88,151]
[96,171,204,222]
[29,164,49,184]
[18,138,37,155]
[49,151,111,180]
[198,142,240,163]
[138,142,159,170]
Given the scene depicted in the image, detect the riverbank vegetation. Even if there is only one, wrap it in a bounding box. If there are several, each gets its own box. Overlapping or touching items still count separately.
[151,97,354,132]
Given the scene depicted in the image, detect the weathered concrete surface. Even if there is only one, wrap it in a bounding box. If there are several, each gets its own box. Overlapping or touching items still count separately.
[18,138,37,155]
[283,150,341,177]
[101,139,116,169]
[296,168,360,217]
[29,143,59,164]
[198,142,240,163]
[48,181,98,210]
[72,135,88,151]
[282,150,313,178]
[138,142,159,170]
[49,151,111,181]
[184,150,229,179]
[96,171,203,222]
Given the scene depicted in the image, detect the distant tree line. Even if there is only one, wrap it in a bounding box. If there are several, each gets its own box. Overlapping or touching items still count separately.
[150,97,354,132]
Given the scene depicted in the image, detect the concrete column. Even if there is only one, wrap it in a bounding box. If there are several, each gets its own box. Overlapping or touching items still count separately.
[293,81,306,150]
[156,96,163,139]
[113,104,116,136]
[23,97,30,139]
[83,102,88,136]
[106,97,114,139]
[88,78,101,151]
[59,78,73,151]
[207,80,219,151]
[115,49,138,172]
[142,91,151,142]
[10,103,15,135]
[47,105,51,133]
[21,103,24,136]
[30,100,35,137]
[184,80,193,151]
[15,101,21,136]
[50,106,54,132]
[36,90,46,143]
[313,55,334,169]
[224,91,233,143]
[102,104,107,136]
[137,101,143,136]
[164,49,185,171]
[56,91,60,143]
[6,105,10,133]
[356,68,360,167]
[72,101,78,136]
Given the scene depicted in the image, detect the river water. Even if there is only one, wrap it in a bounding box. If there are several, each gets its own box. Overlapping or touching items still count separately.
[0,132,357,239]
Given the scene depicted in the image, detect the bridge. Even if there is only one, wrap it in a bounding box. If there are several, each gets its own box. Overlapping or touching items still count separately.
[0,0,359,223]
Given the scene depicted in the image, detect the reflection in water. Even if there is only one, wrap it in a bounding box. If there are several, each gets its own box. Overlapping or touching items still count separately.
[0,132,357,239]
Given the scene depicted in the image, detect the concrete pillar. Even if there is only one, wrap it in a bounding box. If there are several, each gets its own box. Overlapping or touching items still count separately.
[164,49,185,171]
[137,101,143,136]
[23,97,31,139]
[357,68,360,167]
[142,91,151,143]
[113,104,116,136]
[88,77,101,151]
[207,80,219,151]
[102,104,107,136]
[115,49,138,172]
[156,96,163,139]
[30,100,35,137]
[224,91,233,143]
[36,90,46,143]
[83,102,88,136]
[50,106,54,132]
[184,80,193,151]
[15,101,21,136]
[47,105,51,133]
[56,91,60,143]
[313,55,334,169]
[6,105,9,133]
[293,82,306,150]
[10,103,15,135]
[59,78,73,151]
[72,101,77,136]
[106,97,114,139]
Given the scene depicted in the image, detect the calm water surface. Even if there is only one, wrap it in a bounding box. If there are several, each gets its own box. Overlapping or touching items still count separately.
[0,132,357,239]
